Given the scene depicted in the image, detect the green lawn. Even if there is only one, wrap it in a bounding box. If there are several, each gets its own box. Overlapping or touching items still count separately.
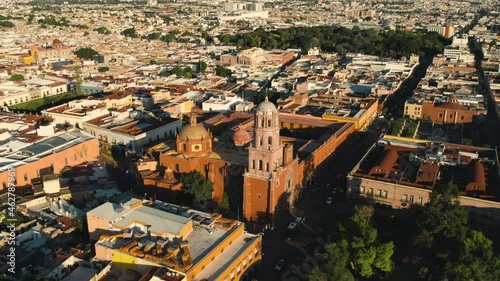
[9,92,86,112]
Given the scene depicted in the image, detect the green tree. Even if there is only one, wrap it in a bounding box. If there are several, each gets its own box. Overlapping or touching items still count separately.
[73,65,83,94]
[95,26,110,35]
[201,31,209,40]
[183,67,193,78]
[179,171,214,205]
[161,15,174,24]
[309,205,394,280]
[215,66,232,77]
[9,74,24,81]
[198,61,207,74]
[254,89,279,105]
[1,211,33,231]
[147,32,161,40]
[171,65,184,77]
[98,66,109,73]
[220,193,230,215]
[122,27,138,38]
[0,21,15,27]
[416,182,500,281]
[27,14,35,24]
[75,47,99,59]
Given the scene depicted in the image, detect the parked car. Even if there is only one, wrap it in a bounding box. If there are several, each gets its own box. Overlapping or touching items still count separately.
[275,259,285,271]
[326,197,333,204]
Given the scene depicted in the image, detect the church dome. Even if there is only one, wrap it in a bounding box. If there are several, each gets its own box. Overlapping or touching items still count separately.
[53,38,62,45]
[178,125,209,140]
[232,126,251,146]
[256,96,276,112]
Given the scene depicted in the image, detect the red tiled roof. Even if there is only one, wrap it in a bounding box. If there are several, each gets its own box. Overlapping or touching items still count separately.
[435,102,468,111]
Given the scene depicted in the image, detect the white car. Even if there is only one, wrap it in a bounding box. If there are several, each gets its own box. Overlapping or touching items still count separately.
[332,188,337,194]
[288,222,298,230]
[326,197,333,204]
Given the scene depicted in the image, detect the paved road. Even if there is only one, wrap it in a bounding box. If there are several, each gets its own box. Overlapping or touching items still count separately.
[254,122,384,281]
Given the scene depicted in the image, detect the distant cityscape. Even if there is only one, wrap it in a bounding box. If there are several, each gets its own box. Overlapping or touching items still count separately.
[0,1,499,281]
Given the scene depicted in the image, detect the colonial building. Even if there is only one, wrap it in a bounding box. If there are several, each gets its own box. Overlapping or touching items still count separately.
[159,116,227,202]
[243,97,299,222]
[30,39,75,65]
[347,136,500,224]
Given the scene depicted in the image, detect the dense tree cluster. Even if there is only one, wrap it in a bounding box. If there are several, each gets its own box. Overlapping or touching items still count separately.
[179,171,214,205]
[37,15,69,27]
[9,74,24,81]
[94,26,111,35]
[215,66,232,77]
[98,66,109,73]
[254,89,279,105]
[218,26,451,59]
[309,205,395,281]
[74,47,99,59]
[0,20,14,27]
[161,15,174,25]
[145,30,179,43]
[416,182,500,281]
[170,65,194,78]
[489,24,500,35]
[121,27,138,38]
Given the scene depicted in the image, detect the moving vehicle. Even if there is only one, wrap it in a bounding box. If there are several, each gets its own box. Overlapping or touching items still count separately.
[326,197,333,204]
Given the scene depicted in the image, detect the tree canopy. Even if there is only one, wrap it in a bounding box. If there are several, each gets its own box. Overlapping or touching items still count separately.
[0,21,15,27]
[218,26,451,59]
[215,65,232,77]
[75,47,99,59]
[9,74,24,81]
[309,205,395,280]
[416,182,500,281]
[198,61,207,74]
[121,27,138,38]
[179,171,213,205]
[254,89,279,105]
[98,66,109,73]
[95,26,111,35]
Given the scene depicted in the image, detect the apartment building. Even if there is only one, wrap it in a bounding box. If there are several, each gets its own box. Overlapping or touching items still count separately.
[88,199,262,281]
[83,113,182,151]
[42,99,110,128]
[0,130,99,189]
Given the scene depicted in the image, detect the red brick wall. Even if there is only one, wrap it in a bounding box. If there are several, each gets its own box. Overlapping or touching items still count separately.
[159,154,227,203]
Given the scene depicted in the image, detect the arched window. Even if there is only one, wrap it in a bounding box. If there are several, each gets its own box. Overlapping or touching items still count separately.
[252,160,255,169]
[268,119,271,127]
[183,143,187,151]
[266,163,269,172]
[259,160,263,170]
[268,136,272,146]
